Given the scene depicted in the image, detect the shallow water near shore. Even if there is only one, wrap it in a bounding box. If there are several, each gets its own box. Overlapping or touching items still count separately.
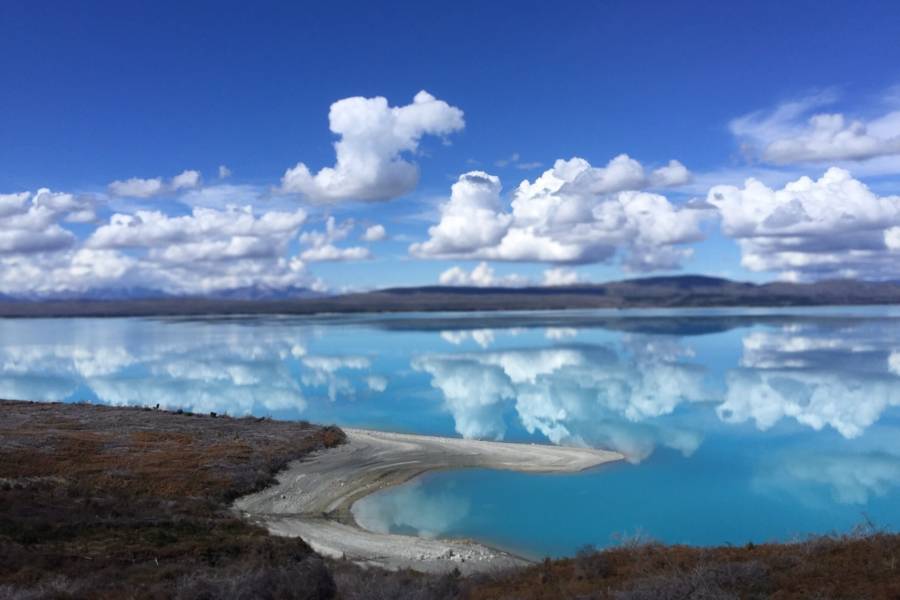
[3,306,900,558]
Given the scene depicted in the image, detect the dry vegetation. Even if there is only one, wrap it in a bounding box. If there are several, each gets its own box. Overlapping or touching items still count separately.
[325,530,900,599]
[465,531,900,600]
[2,399,899,599]
[0,400,343,599]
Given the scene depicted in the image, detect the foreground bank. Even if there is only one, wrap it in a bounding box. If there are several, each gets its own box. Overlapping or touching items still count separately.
[0,400,344,599]
[3,400,899,599]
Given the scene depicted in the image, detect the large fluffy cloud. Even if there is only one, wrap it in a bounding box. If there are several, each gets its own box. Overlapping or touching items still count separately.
[708,167,900,279]
[81,205,315,293]
[0,202,318,297]
[413,172,512,256]
[0,189,87,254]
[0,188,110,294]
[88,206,305,252]
[0,251,127,297]
[0,179,394,295]
[411,156,703,271]
[731,92,900,164]
[281,91,464,202]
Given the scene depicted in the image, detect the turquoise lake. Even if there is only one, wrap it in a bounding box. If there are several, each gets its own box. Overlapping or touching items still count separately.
[3,307,900,559]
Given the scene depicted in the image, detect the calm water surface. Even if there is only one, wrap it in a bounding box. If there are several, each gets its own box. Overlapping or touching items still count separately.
[3,307,900,558]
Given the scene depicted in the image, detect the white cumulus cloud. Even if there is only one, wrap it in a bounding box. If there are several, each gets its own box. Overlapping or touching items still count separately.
[707,167,900,279]
[0,189,98,256]
[542,267,581,286]
[171,169,202,190]
[412,156,702,271]
[109,169,203,198]
[80,205,315,294]
[280,90,464,202]
[361,224,387,241]
[108,177,165,198]
[731,91,900,164]
[298,216,372,262]
[438,262,529,287]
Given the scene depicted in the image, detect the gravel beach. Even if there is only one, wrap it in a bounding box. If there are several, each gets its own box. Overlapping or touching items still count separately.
[235,428,623,574]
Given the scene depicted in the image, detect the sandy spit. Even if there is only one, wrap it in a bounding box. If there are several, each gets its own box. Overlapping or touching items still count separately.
[235,428,623,574]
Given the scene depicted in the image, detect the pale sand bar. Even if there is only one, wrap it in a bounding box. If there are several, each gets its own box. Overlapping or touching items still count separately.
[235,428,623,574]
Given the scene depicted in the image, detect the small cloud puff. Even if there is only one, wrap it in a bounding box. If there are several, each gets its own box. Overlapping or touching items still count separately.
[438,262,529,287]
[361,224,387,242]
[299,216,372,262]
[108,169,202,198]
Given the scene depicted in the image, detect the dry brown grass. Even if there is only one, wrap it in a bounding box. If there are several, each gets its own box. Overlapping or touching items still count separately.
[464,531,900,600]
[0,400,344,600]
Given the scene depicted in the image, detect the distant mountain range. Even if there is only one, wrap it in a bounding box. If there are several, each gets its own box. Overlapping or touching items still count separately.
[1,275,900,317]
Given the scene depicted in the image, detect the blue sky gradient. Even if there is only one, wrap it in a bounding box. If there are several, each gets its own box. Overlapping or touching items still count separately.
[2,1,900,293]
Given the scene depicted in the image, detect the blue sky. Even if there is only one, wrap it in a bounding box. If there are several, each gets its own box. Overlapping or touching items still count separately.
[2,1,900,295]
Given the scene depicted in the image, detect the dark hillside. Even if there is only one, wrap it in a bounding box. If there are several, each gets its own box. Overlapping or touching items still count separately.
[1,276,900,317]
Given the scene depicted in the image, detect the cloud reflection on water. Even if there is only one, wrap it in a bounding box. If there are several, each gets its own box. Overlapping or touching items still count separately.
[412,319,900,468]
[0,316,898,470]
[0,320,383,415]
[757,446,900,506]
[414,338,709,462]
[719,325,900,439]
[351,480,470,538]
